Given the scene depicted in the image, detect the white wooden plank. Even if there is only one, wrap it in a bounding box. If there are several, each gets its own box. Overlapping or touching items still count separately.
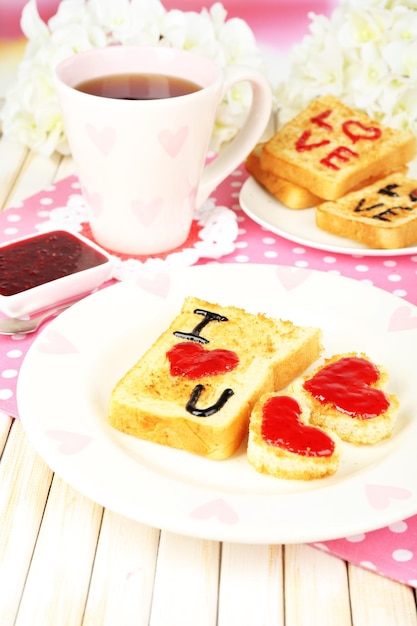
[0,421,53,626]
[4,148,61,208]
[284,544,351,626]
[149,531,220,626]
[217,543,284,626]
[0,136,28,210]
[83,509,160,626]
[15,474,102,626]
[0,411,12,455]
[55,154,76,181]
[349,563,417,626]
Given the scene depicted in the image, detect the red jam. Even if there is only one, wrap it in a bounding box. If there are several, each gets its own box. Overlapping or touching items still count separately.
[303,356,390,418]
[0,231,108,296]
[311,109,333,130]
[342,120,382,143]
[296,131,330,152]
[320,146,359,170]
[261,395,335,457]
[167,341,239,379]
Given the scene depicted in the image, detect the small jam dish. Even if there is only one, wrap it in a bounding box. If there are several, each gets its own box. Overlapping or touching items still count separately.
[0,229,115,317]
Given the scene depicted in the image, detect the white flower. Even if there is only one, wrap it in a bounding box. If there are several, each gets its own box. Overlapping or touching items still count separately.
[1,0,270,157]
[276,1,417,136]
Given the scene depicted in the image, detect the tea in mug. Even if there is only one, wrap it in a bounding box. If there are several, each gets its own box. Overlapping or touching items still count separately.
[75,73,202,100]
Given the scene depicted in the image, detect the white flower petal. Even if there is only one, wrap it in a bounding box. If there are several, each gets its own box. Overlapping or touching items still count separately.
[20,0,49,42]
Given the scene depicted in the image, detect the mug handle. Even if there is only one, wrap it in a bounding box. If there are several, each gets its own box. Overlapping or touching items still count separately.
[196,65,272,207]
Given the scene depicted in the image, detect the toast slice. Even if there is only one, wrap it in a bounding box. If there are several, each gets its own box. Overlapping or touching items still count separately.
[316,172,417,249]
[108,296,322,459]
[245,143,321,209]
[299,353,399,445]
[261,95,416,201]
[248,388,341,480]
[245,143,407,211]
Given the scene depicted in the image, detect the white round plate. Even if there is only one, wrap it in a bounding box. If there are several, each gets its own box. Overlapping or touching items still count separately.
[239,159,417,257]
[17,264,417,544]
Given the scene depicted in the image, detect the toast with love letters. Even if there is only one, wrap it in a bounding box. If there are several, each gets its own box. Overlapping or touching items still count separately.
[246,142,407,211]
[245,143,322,209]
[315,172,417,249]
[260,95,416,201]
[108,296,322,460]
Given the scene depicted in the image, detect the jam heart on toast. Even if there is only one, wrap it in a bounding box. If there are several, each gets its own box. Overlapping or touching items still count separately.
[261,395,335,457]
[167,342,239,379]
[303,356,389,418]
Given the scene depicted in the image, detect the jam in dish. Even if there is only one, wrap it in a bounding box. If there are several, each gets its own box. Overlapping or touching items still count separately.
[0,230,108,296]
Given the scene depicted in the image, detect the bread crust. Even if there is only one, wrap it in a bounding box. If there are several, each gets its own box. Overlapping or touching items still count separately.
[245,143,321,209]
[261,95,416,201]
[316,173,417,249]
[108,297,323,459]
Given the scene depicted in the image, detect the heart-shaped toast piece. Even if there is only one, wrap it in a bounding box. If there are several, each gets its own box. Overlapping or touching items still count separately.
[248,390,340,480]
[301,353,399,445]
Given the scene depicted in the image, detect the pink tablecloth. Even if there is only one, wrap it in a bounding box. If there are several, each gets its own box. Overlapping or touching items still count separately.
[1,166,417,588]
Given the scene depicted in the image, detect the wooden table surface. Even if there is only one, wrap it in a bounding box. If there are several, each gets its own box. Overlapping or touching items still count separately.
[1,106,417,626]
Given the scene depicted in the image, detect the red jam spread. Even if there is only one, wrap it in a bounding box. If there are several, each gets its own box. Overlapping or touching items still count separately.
[311,109,333,130]
[167,341,239,379]
[320,146,359,170]
[261,395,335,457]
[342,120,382,143]
[295,131,330,152]
[0,231,108,296]
[303,356,389,418]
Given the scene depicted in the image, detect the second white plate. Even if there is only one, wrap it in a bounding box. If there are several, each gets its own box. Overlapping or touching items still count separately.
[240,159,417,257]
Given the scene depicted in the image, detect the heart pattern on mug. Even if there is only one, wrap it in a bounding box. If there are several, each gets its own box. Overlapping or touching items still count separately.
[188,185,198,209]
[132,198,164,227]
[261,395,335,456]
[158,125,189,158]
[167,342,239,379]
[83,187,103,218]
[86,123,116,156]
[388,305,417,332]
[190,498,239,524]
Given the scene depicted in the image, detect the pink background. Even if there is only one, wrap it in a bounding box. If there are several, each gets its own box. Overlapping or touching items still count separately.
[0,1,336,43]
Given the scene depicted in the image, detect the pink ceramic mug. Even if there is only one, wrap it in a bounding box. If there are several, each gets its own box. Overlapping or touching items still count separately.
[55,45,272,255]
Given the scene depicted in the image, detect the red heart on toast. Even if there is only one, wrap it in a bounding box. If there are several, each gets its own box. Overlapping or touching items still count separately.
[303,356,389,418]
[261,395,335,457]
[342,120,382,143]
[167,342,239,379]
